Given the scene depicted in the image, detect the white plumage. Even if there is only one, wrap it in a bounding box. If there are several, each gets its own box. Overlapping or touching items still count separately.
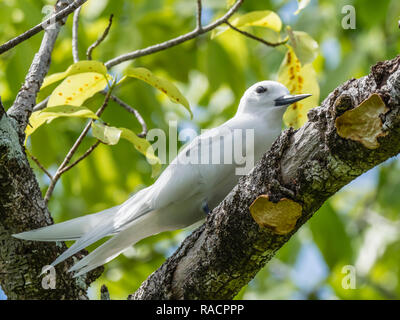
[14,81,310,277]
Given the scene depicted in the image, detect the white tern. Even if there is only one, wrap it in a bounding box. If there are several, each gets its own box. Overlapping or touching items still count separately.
[14,81,311,277]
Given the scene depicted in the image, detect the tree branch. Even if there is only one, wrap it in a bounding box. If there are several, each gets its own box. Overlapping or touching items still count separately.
[58,141,101,175]
[0,0,87,56]
[104,0,244,69]
[44,86,114,203]
[27,151,54,181]
[106,92,148,138]
[6,0,85,138]
[72,6,83,63]
[226,21,288,47]
[86,14,114,60]
[0,2,105,296]
[129,55,400,299]
[196,0,203,31]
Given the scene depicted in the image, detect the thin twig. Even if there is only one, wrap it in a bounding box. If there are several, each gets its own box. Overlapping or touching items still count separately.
[104,0,244,69]
[58,140,101,175]
[33,96,50,112]
[225,21,289,47]
[103,92,148,137]
[196,0,203,31]
[44,86,114,203]
[0,0,87,55]
[72,6,83,63]
[87,14,114,60]
[27,151,54,181]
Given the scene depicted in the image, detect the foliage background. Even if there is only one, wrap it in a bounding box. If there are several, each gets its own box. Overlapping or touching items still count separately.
[1,0,400,299]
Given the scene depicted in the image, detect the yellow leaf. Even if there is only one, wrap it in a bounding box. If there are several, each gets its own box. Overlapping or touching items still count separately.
[231,10,282,32]
[287,27,319,66]
[91,122,162,178]
[91,122,121,145]
[123,67,192,118]
[48,72,109,108]
[120,128,162,178]
[25,106,99,142]
[212,11,282,39]
[41,61,108,90]
[278,46,320,129]
[249,195,302,235]
[335,94,389,149]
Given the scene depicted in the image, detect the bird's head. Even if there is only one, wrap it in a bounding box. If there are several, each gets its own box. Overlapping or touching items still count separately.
[237,80,311,117]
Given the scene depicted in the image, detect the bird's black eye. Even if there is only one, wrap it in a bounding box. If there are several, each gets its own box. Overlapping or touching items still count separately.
[256,86,267,94]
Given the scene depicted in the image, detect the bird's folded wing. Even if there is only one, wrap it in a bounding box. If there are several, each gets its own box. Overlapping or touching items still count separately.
[146,124,236,210]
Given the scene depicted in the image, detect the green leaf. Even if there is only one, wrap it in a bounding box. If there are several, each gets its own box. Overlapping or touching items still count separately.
[287,27,319,66]
[41,61,108,90]
[120,128,162,178]
[91,122,162,178]
[295,0,311,15]
[212,10,282,38]
[231,11,282,32]
[309,202,353,269]
[91,122,121,145]
[278,46,320,128]
[122,67,192,118]
[47,72,109,108]
[25,105,99,142]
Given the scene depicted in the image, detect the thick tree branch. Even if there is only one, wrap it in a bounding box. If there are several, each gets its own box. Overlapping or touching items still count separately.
[0,0,103,300]
[0,107,102,300]
[104,0,244,69]
[130,55,400,300]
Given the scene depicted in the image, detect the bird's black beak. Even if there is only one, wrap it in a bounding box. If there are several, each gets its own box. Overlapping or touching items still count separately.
[274,94,312,107]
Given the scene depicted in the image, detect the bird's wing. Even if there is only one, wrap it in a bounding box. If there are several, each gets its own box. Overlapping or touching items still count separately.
[99,122,237,236]
[135,123,237,212]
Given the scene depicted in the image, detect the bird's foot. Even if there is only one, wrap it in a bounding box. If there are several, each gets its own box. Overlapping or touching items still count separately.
[202,201,211,215]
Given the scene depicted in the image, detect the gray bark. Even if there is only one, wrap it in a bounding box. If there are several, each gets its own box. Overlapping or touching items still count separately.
[0,112,101,299]
[0,0,102,300]
[130,55,400,300]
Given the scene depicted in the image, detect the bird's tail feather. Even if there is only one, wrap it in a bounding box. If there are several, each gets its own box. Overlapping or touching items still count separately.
[47,204,151,268]
[13,186,160,274]
[69,210,167,277]
[12,206,119,242]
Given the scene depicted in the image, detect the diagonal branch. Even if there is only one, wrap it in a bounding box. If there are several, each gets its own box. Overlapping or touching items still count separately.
[58,141,101,175]
[44,86,114,203]
[104,0,244,69]
[130,55,400,299]
[0,0,87,56]
[106,93,148,137]
[27,151,54,181]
